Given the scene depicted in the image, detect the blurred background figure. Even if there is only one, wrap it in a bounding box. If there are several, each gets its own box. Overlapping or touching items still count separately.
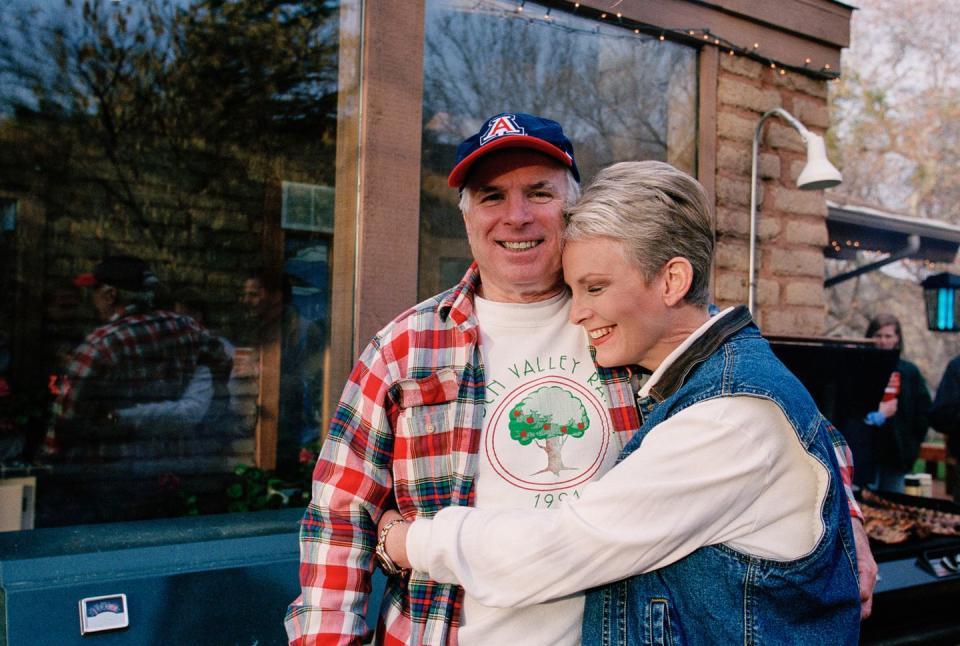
[862,313,931,493]
[930,354,960,504]
[43,256,230,457]
[240,269,323,478]
[39,255,232,521]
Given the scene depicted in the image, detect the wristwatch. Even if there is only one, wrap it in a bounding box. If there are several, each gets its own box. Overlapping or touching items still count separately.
[375,518,410,577]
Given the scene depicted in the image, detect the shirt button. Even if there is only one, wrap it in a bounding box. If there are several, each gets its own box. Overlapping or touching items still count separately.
[425,423,435,433]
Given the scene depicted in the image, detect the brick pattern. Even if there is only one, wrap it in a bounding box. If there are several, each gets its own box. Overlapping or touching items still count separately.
[714,54,832,335]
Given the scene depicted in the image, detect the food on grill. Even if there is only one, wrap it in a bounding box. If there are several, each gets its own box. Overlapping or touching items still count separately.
[861,489,960,544]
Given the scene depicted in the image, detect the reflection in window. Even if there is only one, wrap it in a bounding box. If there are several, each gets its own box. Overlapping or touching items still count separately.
[0,0,342,526]
[418,0,698,299]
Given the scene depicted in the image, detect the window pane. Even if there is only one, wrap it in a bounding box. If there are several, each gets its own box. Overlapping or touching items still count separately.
[0,0,346,526]
[418,0,698,299]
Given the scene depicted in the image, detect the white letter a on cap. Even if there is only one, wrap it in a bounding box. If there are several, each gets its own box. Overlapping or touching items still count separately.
[480,115,524,145]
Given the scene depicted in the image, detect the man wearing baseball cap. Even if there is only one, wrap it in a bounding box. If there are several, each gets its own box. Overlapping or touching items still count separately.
[44,255,229,513]
[286,113,874,644]
[71,255,160,322]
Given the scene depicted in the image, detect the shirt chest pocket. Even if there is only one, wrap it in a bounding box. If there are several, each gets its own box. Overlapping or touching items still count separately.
[391,368,461,502]
[399,405,449,436]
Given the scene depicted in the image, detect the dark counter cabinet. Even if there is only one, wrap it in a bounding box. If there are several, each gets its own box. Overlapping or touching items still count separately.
[0,509,305,645]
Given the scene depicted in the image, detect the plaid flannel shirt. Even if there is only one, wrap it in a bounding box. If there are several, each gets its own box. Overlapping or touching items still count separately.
[46,305,229,450]
[829,421,862,522]
[285,264,861,646]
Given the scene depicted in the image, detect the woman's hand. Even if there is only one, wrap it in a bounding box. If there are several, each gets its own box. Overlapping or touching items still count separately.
[878,398,898,419]
[378,509,412,570]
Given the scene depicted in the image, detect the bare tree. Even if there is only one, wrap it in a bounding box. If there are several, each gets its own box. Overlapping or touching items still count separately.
[827,0,960,388]
[0,0,339,249]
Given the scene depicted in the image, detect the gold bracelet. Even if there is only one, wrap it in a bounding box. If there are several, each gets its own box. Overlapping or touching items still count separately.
[375,518,409,577]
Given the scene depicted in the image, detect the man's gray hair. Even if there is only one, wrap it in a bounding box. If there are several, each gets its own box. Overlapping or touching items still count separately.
[563,161,714,306]
[459,168,581,215]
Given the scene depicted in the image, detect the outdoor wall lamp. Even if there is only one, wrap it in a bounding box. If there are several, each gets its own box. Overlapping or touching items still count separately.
[921,272,960,332]
[748,108,843,314]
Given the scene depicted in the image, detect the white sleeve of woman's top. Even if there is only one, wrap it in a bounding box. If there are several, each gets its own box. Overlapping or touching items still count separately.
[406,394,830,608]
[114,364,213,435]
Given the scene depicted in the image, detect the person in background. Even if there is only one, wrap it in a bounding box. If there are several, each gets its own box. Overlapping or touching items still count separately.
[863,314,931,493]
[44,255,230,454]
[241,268,323,477]
[930,354,960,504]
[41,255,230,520]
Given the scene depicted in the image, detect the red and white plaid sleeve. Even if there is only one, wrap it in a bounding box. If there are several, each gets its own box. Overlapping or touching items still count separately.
[825,422,863,521]
[285,335,399,646]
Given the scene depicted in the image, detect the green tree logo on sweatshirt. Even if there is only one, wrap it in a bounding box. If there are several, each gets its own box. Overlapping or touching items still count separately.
[508,386,589,476]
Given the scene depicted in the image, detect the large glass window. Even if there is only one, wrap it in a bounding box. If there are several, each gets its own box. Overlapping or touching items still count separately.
[418,0,698,299]
[0,0,349,526]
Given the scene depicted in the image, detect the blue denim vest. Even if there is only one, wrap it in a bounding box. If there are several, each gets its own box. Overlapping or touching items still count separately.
[582,306,860,646]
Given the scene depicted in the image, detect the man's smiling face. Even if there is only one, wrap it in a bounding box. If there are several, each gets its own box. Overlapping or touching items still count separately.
[462,149,569,303]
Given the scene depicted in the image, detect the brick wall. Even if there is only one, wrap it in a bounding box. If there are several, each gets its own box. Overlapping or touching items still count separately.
[713,54,832,336]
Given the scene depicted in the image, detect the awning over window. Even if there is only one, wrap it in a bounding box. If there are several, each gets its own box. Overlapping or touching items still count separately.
[826,199,960,263]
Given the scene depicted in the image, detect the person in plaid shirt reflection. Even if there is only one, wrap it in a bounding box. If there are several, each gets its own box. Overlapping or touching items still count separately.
[285,113,876,645]
[43,255,230,460]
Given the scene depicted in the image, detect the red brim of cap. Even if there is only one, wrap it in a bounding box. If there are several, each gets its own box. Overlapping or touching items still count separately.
[447,135,573,188]
[73,272,98,287]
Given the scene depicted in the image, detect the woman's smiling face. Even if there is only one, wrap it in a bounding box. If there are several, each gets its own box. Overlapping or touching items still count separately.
[563,237,671,370]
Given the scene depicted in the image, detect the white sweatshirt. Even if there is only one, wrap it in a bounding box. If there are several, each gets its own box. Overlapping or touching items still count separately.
[407,311,830,609]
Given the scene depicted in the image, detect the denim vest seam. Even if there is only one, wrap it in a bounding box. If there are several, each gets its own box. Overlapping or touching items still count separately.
[661,599,673,646]
[644,599,651,646]
[742,559,756,646]
[795,410,823,449]
[723,343,735,394]
[602,585,612,646]
[839,509,860,588]
[617,584,627,646]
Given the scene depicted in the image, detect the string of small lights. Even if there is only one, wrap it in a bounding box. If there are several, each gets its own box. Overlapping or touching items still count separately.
[828,240,956,272]
[493,0,839,80]
[906,258,950,271]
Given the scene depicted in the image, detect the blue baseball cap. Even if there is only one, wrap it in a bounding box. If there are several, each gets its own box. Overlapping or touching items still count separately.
[447,112,580,189]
